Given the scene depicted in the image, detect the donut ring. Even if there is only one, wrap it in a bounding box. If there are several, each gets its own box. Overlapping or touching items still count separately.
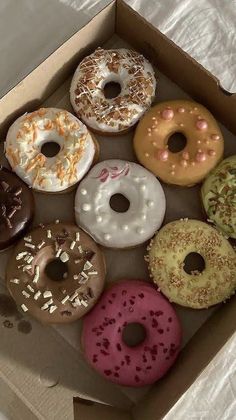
[201,155,236,238]
[134,100,224,186]
[75,160,166,248]
[6,223,106,324]
[0,167,34,250]
[147,219,236,309]
[70,48,156,135]
[82,280,182,386]
[5,108,96,192]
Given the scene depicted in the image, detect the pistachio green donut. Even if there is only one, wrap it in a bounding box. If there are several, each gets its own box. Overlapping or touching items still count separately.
[201,155,236,238]
[147,219,236,309]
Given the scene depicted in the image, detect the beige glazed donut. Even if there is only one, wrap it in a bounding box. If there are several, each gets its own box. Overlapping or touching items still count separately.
[133,100,224,186]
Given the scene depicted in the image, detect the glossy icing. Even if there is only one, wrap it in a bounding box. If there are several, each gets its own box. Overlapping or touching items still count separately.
[75,160,166,248]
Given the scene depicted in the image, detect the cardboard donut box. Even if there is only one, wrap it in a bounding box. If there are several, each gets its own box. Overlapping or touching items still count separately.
[1,1,236,419]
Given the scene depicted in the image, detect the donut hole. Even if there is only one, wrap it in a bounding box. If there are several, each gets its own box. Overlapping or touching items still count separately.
[122,322,147,347]
[41,141,61,157]
[45,259,68,282]
[109,193,130,213]
[167,132,187,153]
[183,252,206,275]
[103,82,122,99]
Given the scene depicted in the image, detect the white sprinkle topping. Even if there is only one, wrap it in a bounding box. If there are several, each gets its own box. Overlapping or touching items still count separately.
[24,236,32,242]
[69,291,78,301]
[26,256,34,264]
[70,241,76,250]
[75,259,81,264]
[81,300,88,307]
[83,261,93,271]
[22,290,30,298]
[21,304,28,312]
[60,251,69,263]
[34,290,41,300]
[41,303,49,311]
[61,295,69,304]
[78,245,83,254]
[25,243,35,249]
[23,265,32,272]
[33,265,40,283]
[55,219,60,224]
[88,271,98,276]
[76,232,80,241]
[43,291,52,298]
[16,251,28,260]
[73,274,79,280]
[72,297,81,307]
[47,230,52,238]
[37,240,45,249]
[27,284,34,293]
[56,248,62,258]
[81,271,89,279]
[45,298,53,306]
[49,305,57,314]
[10,278,20,284]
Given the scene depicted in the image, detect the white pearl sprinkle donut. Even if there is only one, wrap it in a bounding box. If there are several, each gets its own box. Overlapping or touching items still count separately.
[70,48,156,135]
[75,160,166,248]
[5,108,96,193]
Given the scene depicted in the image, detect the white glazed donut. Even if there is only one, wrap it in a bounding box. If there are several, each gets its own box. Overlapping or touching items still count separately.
[70,48,156,135]
[75,160,166,248]
[5,108,96,193]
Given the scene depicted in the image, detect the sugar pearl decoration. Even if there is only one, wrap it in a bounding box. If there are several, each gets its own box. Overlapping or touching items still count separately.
[140,184,146,191]
[211,134,220,141]
[180,159,188,167]
[178,107,185,113]
[136,227,144,234]
[161,108,174,120]
[122,225,128,231]
[82,203,91,212]
[104,233,111,240]
[208,149,216,157]
[81,188,87,195]
[156,149,169,161]
[145,152,150,158]
[196,119,208,130]
[147,200,154,208]
[96,215,103,223]
[195,151,207,162]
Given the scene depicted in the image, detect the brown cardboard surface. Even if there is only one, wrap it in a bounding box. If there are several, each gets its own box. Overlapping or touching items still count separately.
[73,398,132,420]
[0,1,236,419]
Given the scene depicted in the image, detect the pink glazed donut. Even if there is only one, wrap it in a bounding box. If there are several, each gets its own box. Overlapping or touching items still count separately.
[81,280,182,387]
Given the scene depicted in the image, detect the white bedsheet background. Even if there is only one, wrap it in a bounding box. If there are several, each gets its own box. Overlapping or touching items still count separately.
[0,1,236,419]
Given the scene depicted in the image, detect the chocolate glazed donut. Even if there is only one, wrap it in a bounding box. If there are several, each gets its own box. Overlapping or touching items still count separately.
[6,223,106,324]
[0,167,34,250]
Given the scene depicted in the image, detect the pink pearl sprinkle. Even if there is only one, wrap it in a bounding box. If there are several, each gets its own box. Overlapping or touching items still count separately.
[156,149,169,161]
[211,134,220,141]
[178,107,185,113]
[182,151,189,160]
[161,108,174,120]
[196,119,208,130]
[208,149,216,157]
[196,152,207,162]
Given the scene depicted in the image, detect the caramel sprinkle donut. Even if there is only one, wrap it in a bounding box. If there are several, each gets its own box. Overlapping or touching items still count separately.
[134,100,224,186]
[5,108,96,192]
[70,48,156,135]
[6,223,106,324]
[147,219,236,309]
[0,167,34,250]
